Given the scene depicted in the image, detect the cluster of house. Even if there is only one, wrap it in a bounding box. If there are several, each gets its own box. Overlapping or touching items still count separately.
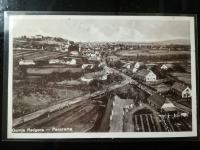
[81,64,95,70]
[18,35,73,52]
[81,49,101,61]
[19,57,77,66]
[121,60,191,98]
[49,58,77,65]
[54,45,68,52]
[106,55,120,62]
[122,61,157,82]
[80,65,113,83]
[147,90,191,117]
[55,46,79,55]
[28,35,43,40]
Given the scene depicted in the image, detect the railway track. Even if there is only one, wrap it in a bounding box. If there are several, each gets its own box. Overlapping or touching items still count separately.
[15,100,89,128]
[13,68,130,128]
[16,102,99,132]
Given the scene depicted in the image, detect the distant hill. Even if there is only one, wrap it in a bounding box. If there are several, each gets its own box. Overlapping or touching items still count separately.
[153,39,190,45]
[79,39,190,45]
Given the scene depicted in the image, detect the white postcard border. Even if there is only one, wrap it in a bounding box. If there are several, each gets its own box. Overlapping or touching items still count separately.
[6,15,197,139]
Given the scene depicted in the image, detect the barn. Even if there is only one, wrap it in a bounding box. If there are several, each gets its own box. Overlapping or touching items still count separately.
[133,69,157,82]
[161,102,177,116]
[171,82,191,98]
[147,94,177,115]
[160,64,174,70]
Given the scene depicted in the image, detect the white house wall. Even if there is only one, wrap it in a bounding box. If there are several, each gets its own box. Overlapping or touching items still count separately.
[182,87,191,98]
[145,72,157,82]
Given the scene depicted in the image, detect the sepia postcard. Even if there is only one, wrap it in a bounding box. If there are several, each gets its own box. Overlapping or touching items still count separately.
[5,13,197,139]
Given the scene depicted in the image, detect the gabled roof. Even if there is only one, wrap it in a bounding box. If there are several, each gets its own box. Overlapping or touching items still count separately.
[161,102,175,109]
[122,63,134,69]
[147,94,166,107]
[161,102,177,112]
[21,60,34,63]
[135,62,145,66]
[19,59,35,64]
[171,82,189,92]
[162,107,177,112]
[136,69,154,77]
[161,64,174,68]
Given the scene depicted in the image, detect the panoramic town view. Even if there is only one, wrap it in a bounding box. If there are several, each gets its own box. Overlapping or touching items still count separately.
[11,17,193,133]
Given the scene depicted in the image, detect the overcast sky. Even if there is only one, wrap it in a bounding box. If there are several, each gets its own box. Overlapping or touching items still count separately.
[10,15,191,42]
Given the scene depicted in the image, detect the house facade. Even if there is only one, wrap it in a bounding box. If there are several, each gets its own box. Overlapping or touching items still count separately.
[160,64,174,70]
[80,76,94,83]
[160,64,168,70]
[134,69,157,82]
[107,55,120,62]
[134,62,145,69]
[19,59,36,65]
[122,63,133,70]
[82,64,95,70]
[145,71,157,81]
[182,87,191,98]
[161,102,177,116]
[66,58,76,65]
[70,51,79,56]
[49,59,60,64]
[171,82,191,98]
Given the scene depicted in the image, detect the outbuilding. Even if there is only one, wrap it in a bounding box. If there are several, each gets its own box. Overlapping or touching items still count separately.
[161,102,177,116]
[134,62,145,69]
[160,64,174,70]
[134,69,157,82]
[171,82,191,98]
[19,59,36,65]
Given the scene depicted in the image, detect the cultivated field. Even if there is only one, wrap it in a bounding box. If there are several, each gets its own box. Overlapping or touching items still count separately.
[159,116,192,131]
[13,83,86,118]
[132,113,192,132]
[26,67,82,75]
[170,72,191,85]
[14,99,99,132]
[116,50,190,57]
[133,114,159,132]
[13,49,66,61]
